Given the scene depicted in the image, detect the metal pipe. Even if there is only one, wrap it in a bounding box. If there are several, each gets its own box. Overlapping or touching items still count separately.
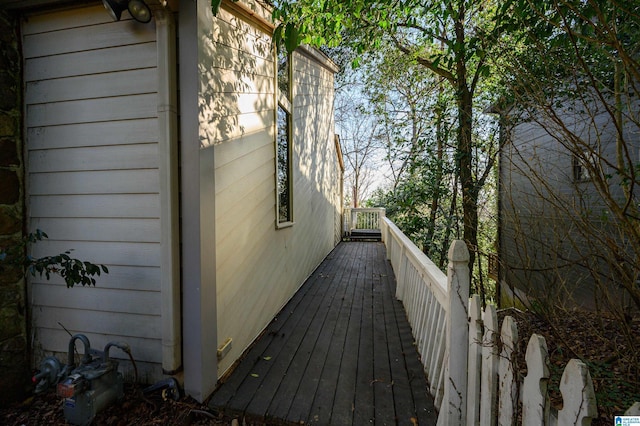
[102,342,131,363]
[152,1,182,375]
[67,334,91,367]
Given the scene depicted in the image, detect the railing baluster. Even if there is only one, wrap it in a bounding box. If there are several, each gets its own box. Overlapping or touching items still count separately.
[425,292,440,376]
[420,290,435,366]
[480,305,499,426]
[429,305,446,398]
[414,277,429,354]
[379,217,466,419]
[467,295,483,426]
[498,316,519,426]
[433,326,447,410]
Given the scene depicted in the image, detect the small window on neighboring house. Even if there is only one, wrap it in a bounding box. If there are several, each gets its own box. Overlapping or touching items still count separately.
[572,151,593,182]
[276,47,293,226]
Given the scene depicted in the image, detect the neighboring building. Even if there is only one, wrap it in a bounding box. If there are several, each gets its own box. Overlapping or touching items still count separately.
[0,0,342,402]
[494,92,640,311]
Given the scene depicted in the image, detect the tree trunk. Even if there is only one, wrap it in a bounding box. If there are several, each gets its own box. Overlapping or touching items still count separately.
[458,88,479,274]
[439,173,458,269]
[454,9,479,273]
[425,89,445,256]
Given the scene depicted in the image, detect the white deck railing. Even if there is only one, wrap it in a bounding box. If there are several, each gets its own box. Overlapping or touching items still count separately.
[381,217,468,421]
[379,217,624,425]
[343,207,385,235]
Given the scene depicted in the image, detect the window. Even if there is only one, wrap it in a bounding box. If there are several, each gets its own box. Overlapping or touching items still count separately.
[277,105,291,223]
[572,154,588,181]
[277,47,290,97]
[572,150,593,182]
[276,47,293,225]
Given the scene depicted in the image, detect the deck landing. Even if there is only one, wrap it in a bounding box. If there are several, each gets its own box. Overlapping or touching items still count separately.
[208,242,437,425]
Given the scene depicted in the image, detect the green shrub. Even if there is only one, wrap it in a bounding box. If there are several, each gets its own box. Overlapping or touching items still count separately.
[0,229,108,287]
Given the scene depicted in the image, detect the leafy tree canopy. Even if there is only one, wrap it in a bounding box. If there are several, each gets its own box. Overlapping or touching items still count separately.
[272,0,510,84]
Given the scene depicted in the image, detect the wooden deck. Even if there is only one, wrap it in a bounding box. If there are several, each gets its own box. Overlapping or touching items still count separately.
[208,242,437,425]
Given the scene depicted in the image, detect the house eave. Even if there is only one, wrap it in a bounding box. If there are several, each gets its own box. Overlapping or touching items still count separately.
[1,0,174,12]
[297,44,340,74]
[0,0,87,11]
[222,0,274,33]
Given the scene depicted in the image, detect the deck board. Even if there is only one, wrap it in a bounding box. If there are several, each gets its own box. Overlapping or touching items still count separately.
[353,249,375,425]
[209,242,437,425]
[331,243,366,425]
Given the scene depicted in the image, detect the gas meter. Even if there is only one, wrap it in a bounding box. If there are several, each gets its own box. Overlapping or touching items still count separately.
[32,334,129,426]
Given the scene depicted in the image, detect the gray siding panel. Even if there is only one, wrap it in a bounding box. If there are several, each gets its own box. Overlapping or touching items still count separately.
[499,98,640,308]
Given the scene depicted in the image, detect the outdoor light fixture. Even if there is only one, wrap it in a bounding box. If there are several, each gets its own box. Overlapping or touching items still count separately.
[102,0,152,23]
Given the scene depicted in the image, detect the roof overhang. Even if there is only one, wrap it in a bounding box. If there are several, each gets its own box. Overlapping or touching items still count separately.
[0,0,175,12]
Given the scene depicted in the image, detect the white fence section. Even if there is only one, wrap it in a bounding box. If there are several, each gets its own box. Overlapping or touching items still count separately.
[343,207,385,234]
[467,297,599,426]
[380,217,611,425]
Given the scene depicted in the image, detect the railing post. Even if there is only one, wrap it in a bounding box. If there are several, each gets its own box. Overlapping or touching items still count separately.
[396,244,408,301]
[438,240,470,426]
[378,207,385,229]
[343,207,350,237]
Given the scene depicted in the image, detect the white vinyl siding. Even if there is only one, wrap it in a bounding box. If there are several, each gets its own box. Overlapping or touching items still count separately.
[210,5,279,376]
[211,3,340,376]
[23,5,162,380]
[289,48,342,276]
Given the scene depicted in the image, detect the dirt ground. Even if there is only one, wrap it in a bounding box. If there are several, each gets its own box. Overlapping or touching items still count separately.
[0,381,301,426]
[0,384,237,426]
[501,308,639,426]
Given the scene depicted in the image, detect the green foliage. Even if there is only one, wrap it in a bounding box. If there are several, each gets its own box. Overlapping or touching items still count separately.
[272,0,506,285]
[372,181,456,266]
[211,0,222,15]
[496,0,640,104]
[0,229,108,288]
[359,39,498,301]
[272,0,510,77]
[211,0,239,16]
[586,360,638,416]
